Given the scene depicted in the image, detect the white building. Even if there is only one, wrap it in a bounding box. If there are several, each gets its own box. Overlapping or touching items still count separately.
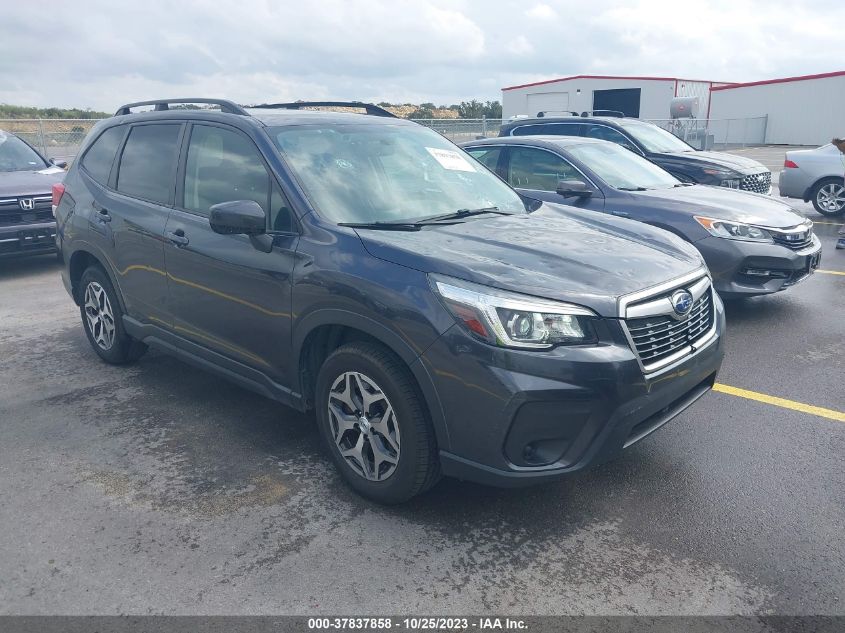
[708,71,845,146]
[501,74,726,121]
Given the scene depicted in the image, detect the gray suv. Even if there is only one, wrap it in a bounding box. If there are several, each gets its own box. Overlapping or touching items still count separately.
[56,99,725,503]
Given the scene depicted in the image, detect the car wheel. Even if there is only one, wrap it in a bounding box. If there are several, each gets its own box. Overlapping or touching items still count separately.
[79,266,147,364]
[315,342,440,504]
[810,178,845,216]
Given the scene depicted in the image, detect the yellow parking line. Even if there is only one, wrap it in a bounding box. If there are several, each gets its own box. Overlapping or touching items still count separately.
[817,269,845,276]
[811,221,844,226]
[713,383,845,423]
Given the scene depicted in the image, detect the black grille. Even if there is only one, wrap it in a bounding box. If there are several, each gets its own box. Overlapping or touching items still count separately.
[626,291,714,369]
[740,171,772,194]
[0,195,53,226]
[771,227,814,251]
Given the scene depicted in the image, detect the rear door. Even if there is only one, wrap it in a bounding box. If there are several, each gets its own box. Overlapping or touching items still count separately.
[86,122,183,327]
[503,145,605,212]
[163,122,298,382]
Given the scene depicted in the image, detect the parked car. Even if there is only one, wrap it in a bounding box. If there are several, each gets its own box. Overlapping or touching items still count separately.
[56,99,724,503]
[779,143,845,216]
[498,114,773,194]
[462,136,821,297]
[0,129,67,259]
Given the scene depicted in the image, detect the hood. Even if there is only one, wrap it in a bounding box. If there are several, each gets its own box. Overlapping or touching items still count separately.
[656,150,767,174]
[633,184,807,229]
[355,204,703,317]
[0,168,64,198]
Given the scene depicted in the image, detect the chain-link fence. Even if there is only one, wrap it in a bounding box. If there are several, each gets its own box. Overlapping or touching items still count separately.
[643,116,768,150]
[410,118,503,142]
[0,119,103,163]
[1,115,769,163]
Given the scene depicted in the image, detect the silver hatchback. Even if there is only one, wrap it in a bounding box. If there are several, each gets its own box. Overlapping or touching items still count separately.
[778,143,845,216]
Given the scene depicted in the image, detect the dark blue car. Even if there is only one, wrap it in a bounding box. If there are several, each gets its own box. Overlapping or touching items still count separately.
[56,100,724,503]
[462,136,822,297]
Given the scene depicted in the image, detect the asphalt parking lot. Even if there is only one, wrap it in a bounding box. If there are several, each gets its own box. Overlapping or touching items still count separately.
[0,151,843,616]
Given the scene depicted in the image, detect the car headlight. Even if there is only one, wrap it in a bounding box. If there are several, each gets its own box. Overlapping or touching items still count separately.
[703,167,741,188]
[694,216,773,242]
[429,274,597,349]
[720,178,741,189]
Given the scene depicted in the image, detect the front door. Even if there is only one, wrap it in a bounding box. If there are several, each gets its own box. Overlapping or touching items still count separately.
[163,122,299,383]
[504,146,606,212]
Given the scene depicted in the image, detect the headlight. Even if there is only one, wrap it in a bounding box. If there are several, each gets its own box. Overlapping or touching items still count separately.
[429,274,597,349]
[720,178,741,189]
[703,167,740,188]
[694,216,773,242]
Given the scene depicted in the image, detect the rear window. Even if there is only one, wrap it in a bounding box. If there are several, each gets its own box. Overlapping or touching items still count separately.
[117,124,181,204]
[81,126,125,185]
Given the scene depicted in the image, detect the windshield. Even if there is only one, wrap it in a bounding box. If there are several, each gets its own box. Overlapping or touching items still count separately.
[0,132,48,172]
[270,123,526,224]
[568,142,680,190]
[617,121,694,153]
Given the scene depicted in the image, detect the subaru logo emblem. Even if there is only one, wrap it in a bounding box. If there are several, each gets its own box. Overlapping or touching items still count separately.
[19,198,34,210]
[671,290,693,316]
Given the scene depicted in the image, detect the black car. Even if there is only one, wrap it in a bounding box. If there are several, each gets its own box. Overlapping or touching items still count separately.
[499,114,772,194]
[463,136,821,297]
[56,98,724,503]
[0,129,67,259]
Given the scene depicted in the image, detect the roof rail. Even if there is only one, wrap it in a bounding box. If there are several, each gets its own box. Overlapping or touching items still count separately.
[581,110,625,118]
[249,101,397,118]
[536,110,580,118]
[114,98,249,116]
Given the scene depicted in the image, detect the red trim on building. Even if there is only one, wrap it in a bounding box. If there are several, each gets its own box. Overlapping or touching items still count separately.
[710,70,845,91]
[501,74,728,91]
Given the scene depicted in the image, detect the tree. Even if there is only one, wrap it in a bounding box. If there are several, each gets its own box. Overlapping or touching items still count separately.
[456,100,502,119]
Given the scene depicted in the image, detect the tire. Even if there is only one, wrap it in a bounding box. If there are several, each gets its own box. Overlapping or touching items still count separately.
[315,342,440,504]
[810,177,845,216]
[78,265,147,364]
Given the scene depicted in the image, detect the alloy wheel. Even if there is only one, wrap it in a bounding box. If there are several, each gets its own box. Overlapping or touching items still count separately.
[817,183,845,213]
[327,371,401,481]
[84,281,116,350]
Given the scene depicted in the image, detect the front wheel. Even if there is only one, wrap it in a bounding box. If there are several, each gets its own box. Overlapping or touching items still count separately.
[79,266,147,364]
[315,342,440,504]
[810,177,845,216]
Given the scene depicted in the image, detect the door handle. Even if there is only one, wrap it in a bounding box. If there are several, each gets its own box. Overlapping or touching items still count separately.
[167,230,189,247]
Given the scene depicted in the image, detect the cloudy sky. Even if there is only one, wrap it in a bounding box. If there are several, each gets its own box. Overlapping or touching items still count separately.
[2,0,844,111]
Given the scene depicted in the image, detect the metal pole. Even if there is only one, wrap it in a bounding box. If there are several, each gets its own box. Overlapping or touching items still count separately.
[482,115,487,138]
[37,119,47,158]
[762,114,768,145]
[725,119,731,150]
[742,117,748,148]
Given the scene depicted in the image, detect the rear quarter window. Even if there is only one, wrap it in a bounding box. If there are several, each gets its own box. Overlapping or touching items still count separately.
[81,126,125,185]
[511,123,583,137]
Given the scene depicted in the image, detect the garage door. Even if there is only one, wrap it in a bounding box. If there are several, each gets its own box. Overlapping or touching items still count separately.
[592,88,641,117]
[525,92,569,117]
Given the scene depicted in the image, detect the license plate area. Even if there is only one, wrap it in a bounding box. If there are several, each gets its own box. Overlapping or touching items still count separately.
[18,228,54,245]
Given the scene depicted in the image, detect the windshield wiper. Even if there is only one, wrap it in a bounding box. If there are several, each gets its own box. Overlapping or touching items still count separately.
[337,221,422,231]
[673,182,695,187]
[618,186,649,192]
[412,206,513,224]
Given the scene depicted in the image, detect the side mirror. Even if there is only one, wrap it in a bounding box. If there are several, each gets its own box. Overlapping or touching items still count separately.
[209,200,266,236]
[556,179,593,198]
[50,158,68,169]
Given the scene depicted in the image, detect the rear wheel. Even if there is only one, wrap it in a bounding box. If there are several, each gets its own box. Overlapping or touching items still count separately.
[79,266,147,364]
[315,342,440,504]
[810,177,845,216]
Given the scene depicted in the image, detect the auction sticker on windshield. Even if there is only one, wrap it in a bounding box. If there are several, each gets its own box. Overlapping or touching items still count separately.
[426,147,476,172]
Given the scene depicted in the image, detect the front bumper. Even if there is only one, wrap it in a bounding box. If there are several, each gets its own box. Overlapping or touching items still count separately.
[696,234,822,297]
[418,298,725,487]
[0,221,57,259]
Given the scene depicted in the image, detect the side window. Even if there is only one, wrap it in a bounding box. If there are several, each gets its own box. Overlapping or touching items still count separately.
[512,123,581,137]
[81,126,124,185]
[466,147,502,173]
[507,147,584,191]
[117,124,181,204]
[183,125,293,231]
[585,125,637,151]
